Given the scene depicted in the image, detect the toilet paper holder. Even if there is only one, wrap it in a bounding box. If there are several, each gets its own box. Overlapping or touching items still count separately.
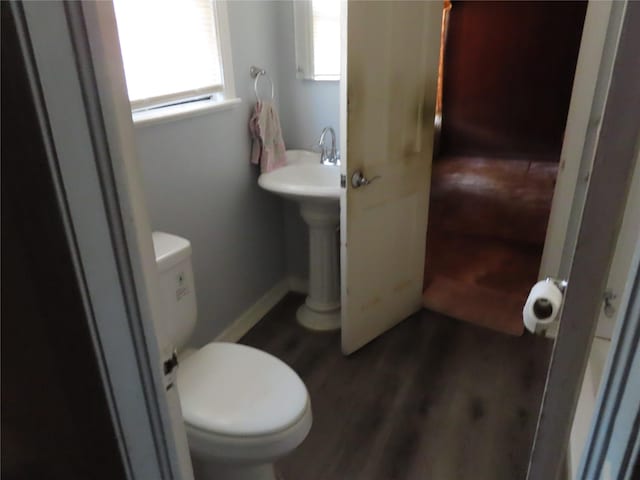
[545,277,568,292]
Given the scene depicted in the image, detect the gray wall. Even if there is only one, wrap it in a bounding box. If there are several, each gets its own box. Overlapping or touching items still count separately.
[134,1,339,344]
[274,1,340,282]
[276,0,340,151]
[135,1,286,346]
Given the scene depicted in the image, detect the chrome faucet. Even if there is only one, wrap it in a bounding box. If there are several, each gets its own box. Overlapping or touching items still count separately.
[318,127,340,166]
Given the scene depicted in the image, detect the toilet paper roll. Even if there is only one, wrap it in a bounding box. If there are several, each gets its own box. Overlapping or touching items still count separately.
[523,280,564,333]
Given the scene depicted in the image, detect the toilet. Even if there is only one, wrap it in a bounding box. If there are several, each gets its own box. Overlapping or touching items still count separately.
[153,232,312,480]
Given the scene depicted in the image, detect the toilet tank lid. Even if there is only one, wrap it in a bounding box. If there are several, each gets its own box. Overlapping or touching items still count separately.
[152,232,191,271]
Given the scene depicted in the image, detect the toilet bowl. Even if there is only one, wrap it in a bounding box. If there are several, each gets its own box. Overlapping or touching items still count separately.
[178,343,312,480]
[153,232,312,480]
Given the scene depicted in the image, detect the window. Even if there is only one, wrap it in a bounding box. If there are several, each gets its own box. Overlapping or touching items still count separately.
[294,0,341,80]
[113,0,235,112]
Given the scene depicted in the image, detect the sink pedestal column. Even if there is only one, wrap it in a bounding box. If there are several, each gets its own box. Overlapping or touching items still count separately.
[297,202,341,331]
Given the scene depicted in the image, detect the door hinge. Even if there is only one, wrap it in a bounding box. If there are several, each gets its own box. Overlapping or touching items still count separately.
[603,289,617,318]
[163,350,179,390]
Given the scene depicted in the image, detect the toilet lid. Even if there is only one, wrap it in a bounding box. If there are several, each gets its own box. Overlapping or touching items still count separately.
[176,343,309,436]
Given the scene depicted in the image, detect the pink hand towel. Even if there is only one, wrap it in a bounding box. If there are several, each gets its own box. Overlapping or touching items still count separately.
[249,100,287,173]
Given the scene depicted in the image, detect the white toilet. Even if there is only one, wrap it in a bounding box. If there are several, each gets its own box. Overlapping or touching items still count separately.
[153,232,312,480]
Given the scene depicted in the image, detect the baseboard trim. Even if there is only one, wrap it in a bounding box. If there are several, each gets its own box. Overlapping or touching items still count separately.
[215,279,290,343]
[214,275,309,344]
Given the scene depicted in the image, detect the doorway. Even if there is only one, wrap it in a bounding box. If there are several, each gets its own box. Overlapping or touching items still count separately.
[423,1,588,335]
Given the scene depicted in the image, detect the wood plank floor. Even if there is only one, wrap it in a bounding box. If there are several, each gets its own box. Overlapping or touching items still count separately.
[240,294,553,480]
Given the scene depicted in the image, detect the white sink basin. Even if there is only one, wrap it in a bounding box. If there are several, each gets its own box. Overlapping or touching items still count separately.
[258,150,340,203]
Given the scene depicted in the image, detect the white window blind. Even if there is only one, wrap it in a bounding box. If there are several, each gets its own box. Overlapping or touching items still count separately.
[311,0,341,79]
[113,0,224,110]
[294,0,341,80]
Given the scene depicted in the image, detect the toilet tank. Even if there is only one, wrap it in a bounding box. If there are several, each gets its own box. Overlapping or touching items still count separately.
[152,232,197,350]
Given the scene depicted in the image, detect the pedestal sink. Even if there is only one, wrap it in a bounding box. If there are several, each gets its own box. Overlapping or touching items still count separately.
[258,150,341,331]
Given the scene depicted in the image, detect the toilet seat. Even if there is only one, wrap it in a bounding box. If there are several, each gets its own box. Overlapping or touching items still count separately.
[177,342,312,462]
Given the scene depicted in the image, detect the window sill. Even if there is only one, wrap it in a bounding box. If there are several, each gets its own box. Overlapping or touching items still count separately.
[296,73,340,82]
[132,97,242,128]
[305,78,340,82]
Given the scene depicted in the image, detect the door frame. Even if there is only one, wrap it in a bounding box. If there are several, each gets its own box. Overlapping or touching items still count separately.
[540,0,625,282]
[12,2,192,478]
[527,1,640,478]
[580,248,640,480]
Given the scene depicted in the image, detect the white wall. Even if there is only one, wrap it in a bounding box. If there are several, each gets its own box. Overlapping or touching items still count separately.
[134,1,287,346]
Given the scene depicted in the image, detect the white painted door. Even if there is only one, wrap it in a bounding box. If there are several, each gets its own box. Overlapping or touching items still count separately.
[340,1,442,354]
[539,0,617,280]
[527,1,639,476]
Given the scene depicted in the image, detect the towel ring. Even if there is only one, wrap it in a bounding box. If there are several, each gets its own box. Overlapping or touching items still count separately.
[250,66,274,102]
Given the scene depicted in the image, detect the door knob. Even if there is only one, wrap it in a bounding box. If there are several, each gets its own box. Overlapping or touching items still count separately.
[351,170,380,188]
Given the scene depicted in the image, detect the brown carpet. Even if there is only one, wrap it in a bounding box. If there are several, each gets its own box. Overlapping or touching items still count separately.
[424,156,556,335]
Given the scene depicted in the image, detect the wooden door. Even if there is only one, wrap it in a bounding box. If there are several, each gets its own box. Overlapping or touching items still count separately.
[340,1,442,354]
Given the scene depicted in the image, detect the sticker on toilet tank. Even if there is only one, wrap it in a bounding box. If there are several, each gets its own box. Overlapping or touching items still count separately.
[176,272,189,301]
